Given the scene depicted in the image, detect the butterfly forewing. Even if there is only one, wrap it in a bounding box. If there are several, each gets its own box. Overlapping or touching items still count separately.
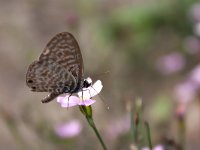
[26,32,84,102]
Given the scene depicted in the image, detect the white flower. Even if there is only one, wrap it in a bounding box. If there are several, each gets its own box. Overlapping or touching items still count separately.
[57,78,103,108]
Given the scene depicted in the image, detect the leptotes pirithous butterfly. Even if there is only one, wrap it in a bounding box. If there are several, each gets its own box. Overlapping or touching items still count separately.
[26,32,91,103]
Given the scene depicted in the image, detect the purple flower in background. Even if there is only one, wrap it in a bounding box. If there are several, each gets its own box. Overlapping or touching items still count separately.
[174,80,198,104]
[176,103,186,119]
[141,145,164,150]
[189,3,200,22]
[66,10,79,28]
[194,23,200,36]
[174,64,200,103]
[57,78,103,108]
[55,120,82,138]
[105,115,130,140]
[156,52,185,75]
[184,36,200,54]
[190,64,200,84]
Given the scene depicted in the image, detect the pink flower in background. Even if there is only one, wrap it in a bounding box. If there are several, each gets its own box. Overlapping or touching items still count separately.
[174,80,198,104]
[57,95,96,107]
[66,10,79,28]
[156,52,185,75]
[184,36,200,54]
[174,64,200,103]
[189,3,200,22]
[194,23,200,36]
[105,115,130,140]
[190,64,200,84]
[57,78,103,108]
[55,120,82,138]
[176,103,186,119]
[141,145,164,150]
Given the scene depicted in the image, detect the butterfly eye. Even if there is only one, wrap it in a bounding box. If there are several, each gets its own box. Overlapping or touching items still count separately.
[27,79,33,84]
[83,80,91,88]
[32,86,36,90]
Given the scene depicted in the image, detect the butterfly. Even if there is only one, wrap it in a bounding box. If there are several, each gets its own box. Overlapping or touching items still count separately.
[26,32,91,103]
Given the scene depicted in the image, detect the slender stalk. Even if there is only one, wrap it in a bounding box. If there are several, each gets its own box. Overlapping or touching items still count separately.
[79,106,107,150]
[144,121,152,150]
[130,108,134,142]
[177,111,185,150]
[133,98,142,144]
[86,116,107,150]
[133,112,139,143]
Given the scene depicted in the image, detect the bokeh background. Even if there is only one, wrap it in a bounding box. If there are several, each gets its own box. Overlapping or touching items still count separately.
[0,0,200,149]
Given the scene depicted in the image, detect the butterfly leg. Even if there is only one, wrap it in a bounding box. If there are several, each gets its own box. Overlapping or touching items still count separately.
[41,93,60,103]
[82,88,93,98]
[67,93,73,108]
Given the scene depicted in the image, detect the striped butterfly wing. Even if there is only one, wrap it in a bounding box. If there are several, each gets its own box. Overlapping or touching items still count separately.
[26,32,84,103]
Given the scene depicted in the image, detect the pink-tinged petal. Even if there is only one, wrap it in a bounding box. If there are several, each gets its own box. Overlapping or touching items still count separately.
[55,120,82,138]
[61,101,78,107]
[78,80,103,99]
[78,99,96,106]
[141,145,164,150]
[154,145,164,150]
[57,95,80,107]
[57,95,96,107]
[57,95,79,104]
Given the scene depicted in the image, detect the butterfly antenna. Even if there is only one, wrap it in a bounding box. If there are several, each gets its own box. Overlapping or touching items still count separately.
[90,85,110,110]
[91,70,110,78]
[67,93,73,110]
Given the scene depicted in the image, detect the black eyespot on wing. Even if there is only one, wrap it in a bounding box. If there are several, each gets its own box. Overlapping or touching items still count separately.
[32,86,36,90]
[27,79,33,83]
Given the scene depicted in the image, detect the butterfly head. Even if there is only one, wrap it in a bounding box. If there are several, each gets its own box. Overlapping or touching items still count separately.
[83,77,92,88]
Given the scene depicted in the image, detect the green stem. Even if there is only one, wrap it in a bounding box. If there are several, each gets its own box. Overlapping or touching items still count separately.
[86,116,107,150]
[145,121,152,150]
[133,97,142,145]
[130,108,134,142]
[133,112,139,143]
[178,113,185,150]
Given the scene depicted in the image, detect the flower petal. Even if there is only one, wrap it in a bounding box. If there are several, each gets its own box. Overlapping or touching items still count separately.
[78,80,103,99]
[78,99,96,106]
[57,95,80,107]
[57,95,96,107]
[156,52,185,75]
[91,80,103,96]
[141,145,164,150]
[55,120,82,138]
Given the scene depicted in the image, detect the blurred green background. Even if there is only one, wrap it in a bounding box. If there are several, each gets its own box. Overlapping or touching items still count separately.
[0,0,200,149]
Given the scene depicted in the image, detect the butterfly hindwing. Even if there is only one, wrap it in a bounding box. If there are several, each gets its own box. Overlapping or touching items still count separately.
[26,60,77,93]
